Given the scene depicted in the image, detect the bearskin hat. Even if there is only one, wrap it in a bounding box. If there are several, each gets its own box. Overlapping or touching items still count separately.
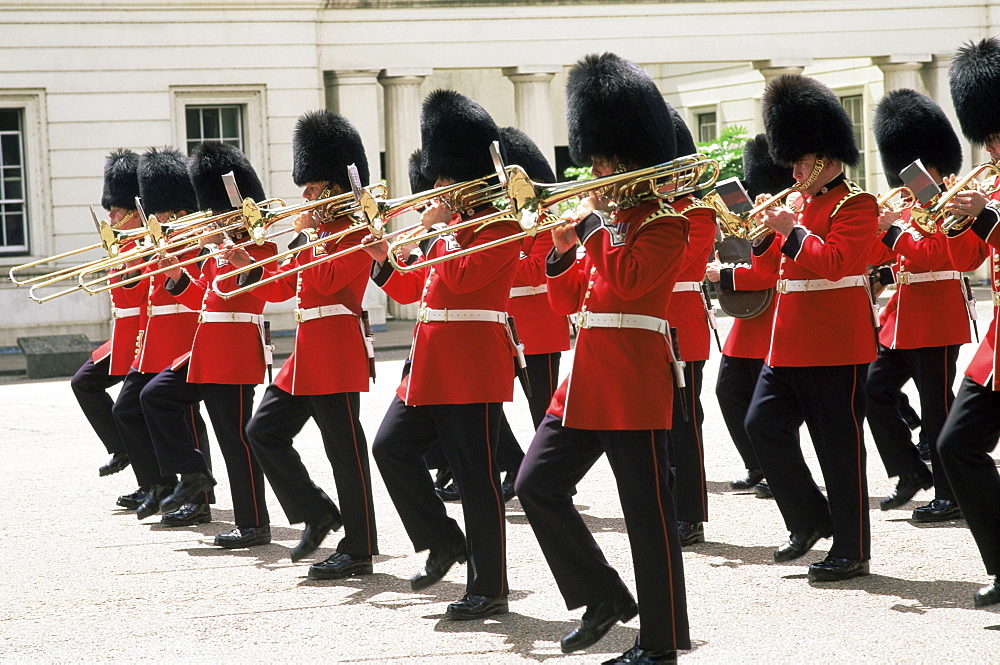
[292,110,368,191]
[101,149,141,211]
[874,89,963,187]
[950,37,1000,145]
[500,127,556,183]
[407,149,434,194]
[566,53,676,169]
[137,147,198,216]
[762,74,859,167]
[188,142,265,212]
[670,106,698,158]
[420,89,502,184]
[742,134,795,198]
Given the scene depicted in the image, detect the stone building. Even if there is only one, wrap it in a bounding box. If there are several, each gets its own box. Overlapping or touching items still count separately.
[0,0,993,346]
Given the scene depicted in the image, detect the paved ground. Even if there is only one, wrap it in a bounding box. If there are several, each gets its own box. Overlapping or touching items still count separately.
[2,311,1000,662]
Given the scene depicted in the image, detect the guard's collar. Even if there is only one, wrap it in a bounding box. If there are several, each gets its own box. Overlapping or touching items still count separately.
[815,173,846,196]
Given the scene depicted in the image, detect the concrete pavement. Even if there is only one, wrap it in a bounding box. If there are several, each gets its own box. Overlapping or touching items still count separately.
[1,312,999,662]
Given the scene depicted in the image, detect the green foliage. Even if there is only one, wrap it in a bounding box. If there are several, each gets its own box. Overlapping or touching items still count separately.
[562,165,591,181]
[696,125,749,181]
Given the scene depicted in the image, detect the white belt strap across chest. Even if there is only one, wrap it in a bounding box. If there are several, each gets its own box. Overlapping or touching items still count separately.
[416,307,507,324]
[295,303,354,323]
[199,311,262,325]
[776,274,867,294]
[672,281,703,293]
[509,284,547,298]
[895,269,961,285]
[575,311,669,335]
[111,306,141,319]
[148,303,197,317]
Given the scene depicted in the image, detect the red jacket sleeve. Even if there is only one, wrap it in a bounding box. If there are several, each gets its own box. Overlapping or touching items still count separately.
[429,218,521,294]
[584,215,689,299]
[785,194,878,280]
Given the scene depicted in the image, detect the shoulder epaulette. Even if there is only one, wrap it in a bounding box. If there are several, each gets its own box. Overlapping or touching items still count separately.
[638,201,686,230]
[831,180,877,217]
[677,197,716,216]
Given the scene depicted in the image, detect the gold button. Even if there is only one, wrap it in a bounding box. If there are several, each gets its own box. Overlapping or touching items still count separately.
[779,270,784,276]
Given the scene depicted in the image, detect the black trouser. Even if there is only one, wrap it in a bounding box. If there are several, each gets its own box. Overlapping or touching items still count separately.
[247,385,377,556]
[141,366,268,528]
[372,397,506,597]
[516,414,690,651]
[422,352,562,477]
[746,363,871,561]
[866,344,959,501]
[716,355,764,474]
[113,369,212,503]
[671,359,707,523]
[938,377,1000,575]
[71,357,126,456]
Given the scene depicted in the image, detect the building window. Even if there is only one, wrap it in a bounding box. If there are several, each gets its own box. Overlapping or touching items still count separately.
[0,108,28,254]
[839,94,866,189]
[185,105,245,155]
[696,111,718,143]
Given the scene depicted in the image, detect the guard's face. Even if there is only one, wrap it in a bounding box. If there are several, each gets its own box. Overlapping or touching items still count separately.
[985,135,1000,162]
[591,156,617,178]
[109,206,139,229]
[792,155,819,184]
[301,181,329,201]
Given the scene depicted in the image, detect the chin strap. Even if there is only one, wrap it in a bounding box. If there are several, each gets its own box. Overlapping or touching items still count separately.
[798,158,826,191]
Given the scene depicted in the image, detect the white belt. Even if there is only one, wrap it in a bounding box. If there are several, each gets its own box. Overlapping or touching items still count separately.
[509,284,547,298]
[198,311,262,324]
[575,311,669,335]
[295,304,354,323]
[776,275,867,294]
[895,270,961,285]
[111,306,140,319]
[416,307,507,324]
[672,281,703,293]
[148,303,196,317]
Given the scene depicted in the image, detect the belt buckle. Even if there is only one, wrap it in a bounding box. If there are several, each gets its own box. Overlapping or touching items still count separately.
[294,309,303,323]
[993,292,1000,308]
[896,271,910,286]
[198,312,204,324]
[776,279,787,294]
[576,311,589,328]
[417,307,428,324]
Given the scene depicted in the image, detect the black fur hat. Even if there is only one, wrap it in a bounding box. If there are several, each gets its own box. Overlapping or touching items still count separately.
[742,134,795,198]
[566,53,676,169]
[874,89,963,187]
[500,127,556,183]
[420,89,501,183]
[671,107,697,158]
[762,74,859,167]
[188,142,265,212]
[101,149,141,211]
[950,37,1000,145]
[292,110,368,191]
[408,149,434,194]
[137,147,198,216]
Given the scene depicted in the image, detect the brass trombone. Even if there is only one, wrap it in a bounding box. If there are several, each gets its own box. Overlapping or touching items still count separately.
[386,153,721,272]
[909,161,1000,236]
[877,186,916,214]
[721,183,806,242]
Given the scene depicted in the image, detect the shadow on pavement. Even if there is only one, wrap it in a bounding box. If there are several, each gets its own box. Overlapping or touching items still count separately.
[807,573,990,610]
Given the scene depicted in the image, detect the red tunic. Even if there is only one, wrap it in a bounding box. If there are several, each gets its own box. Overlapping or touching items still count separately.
[754,179,879,367]
[506,230,572,355]
[253,217,372,395]
[133,247,203,374]
[872,209,986,349]
[92,241,148,375]
[665,197,715,362]
[962,186,1000,390]
[378,210,521,406]
[546,201,689,430]
[169,241,277,385]
[721,262,778,360]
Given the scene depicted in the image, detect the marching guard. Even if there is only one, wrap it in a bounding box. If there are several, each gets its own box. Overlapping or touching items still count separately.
[515,52,691,664]
[140,142,273,548]
[866,89,985,521]
[240,110,379,577]
[367,90,521,620]
[70,150,143,482]
[744,74,878,582]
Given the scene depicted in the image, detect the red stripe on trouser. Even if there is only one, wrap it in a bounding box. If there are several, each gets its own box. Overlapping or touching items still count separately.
[238,389,263,526]
[346,393,374,552]
[650,430,679,647]
[485,404,507,596]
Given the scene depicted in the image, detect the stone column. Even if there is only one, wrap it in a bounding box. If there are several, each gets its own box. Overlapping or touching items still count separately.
[325,70,387,328]
[502,66,560,169]
[752,58,813,84]
[873,55,931,94]
[379,69,431,320]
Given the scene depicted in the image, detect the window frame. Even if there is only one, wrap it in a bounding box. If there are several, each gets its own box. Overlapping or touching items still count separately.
[837,89,868,191]
[0,90,49,261]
